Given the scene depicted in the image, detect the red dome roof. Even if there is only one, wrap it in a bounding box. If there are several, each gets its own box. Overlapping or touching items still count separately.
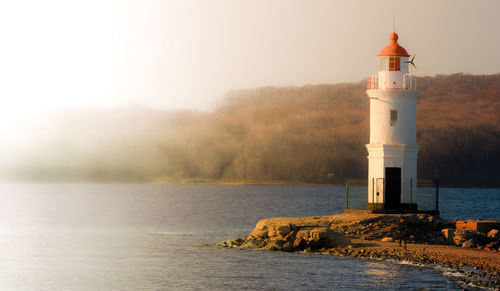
[377,32,410,57]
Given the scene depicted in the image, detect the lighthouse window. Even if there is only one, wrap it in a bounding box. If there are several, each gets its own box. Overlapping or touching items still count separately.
[389,57,400,71]
[379,58,389,71]
[390,110,398,125]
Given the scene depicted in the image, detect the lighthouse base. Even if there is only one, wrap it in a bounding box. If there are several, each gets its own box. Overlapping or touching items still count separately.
[366,144,419,208]
[345,208,440,216]
[368,202,418,211]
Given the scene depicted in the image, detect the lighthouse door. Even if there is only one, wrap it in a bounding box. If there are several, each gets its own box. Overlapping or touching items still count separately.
[385,167,401,209]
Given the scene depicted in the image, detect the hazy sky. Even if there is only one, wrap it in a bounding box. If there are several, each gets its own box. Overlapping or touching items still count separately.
[0,0,499,123]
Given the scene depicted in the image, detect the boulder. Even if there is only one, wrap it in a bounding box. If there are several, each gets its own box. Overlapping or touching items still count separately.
[454,230,476,246]
[267,226,278,237]
[292,230,310,249]
[474,232,490,246]
[281,241,294,252]
[381,237,394,242]
[249,220,269,239]
[485,240,500,250]
[441,228,455,243]
[276,224,291,236]
[307,228,330,249]
[265,240,284,251]
[462,239,477,248]
[487,229,499,240]
[309,228,328,241]
[242,238,265,249]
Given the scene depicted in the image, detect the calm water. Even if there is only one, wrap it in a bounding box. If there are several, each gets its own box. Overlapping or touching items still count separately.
[0,184,498,290]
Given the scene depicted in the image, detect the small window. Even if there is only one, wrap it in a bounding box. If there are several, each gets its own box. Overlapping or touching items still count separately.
[389,57,400,71]
[390,110,398,126]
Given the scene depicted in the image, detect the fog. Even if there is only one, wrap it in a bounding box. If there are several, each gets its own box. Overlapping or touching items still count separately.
[0,1,499,182]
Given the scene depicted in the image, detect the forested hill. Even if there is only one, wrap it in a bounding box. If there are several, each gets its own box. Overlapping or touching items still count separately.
[5,73,500,186]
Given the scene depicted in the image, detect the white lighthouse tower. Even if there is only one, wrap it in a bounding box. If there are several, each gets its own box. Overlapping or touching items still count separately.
[366,30,418,211]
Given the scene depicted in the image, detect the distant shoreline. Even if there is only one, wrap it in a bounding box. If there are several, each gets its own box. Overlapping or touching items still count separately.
[153,177,337,186]
[152,177,499,188]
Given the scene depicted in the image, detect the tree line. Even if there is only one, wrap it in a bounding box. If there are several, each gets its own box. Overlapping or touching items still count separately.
[4,73,500,186]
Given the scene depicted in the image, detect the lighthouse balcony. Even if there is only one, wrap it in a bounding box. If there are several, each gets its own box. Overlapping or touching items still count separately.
[367,73,417,91]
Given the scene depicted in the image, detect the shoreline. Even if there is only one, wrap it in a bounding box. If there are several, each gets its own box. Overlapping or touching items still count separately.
[319,240,499,288]
[217,213,500,289]
[152,177,341,186]
[152,179,500,188]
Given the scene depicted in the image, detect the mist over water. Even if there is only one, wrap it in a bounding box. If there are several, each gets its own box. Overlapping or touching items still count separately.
[0,183,495,290]
[2,74,499,187]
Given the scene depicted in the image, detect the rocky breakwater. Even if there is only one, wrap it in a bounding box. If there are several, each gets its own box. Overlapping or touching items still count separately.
[217,213,450,252]
[218,216,350,252]
[217,213,500,289]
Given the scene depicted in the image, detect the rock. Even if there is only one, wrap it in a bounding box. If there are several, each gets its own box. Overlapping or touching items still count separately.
[241,238,265,249]
[309,228,328,241]
[487,229,499,240]
[462,239,477,248]
[276,224,291,236]
[282,242,294,252]
[293,230,310,249]
[381,237,394,242]
[295,229,310,240]
[268,226,278,237]
[231,238,245,246]
[453,230,477,246]
[485,240,500,249]
[264,241,282,251]
[475,232,490,246]
[435,235,445,244]
[306,228,330,249]
[292,237,306,250]
[216,238,245,248]
[249,220,269,239]
[441,228,455,243]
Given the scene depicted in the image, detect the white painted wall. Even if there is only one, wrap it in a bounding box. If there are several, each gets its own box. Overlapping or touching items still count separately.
[366,144,418,204]
[368,90,417,146]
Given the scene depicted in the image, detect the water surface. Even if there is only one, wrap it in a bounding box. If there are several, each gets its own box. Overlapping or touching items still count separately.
[0,184,496,290]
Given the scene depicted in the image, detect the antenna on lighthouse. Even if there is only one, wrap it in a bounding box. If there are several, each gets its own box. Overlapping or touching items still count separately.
[393,15,395,32]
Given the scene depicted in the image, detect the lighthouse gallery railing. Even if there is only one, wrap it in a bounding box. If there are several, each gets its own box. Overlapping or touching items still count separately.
[367,74,417,90]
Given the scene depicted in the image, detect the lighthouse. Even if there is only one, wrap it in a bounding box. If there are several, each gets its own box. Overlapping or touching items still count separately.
[366,30,418,211]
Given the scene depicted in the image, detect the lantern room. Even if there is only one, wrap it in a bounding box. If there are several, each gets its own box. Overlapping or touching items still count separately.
[367,32,416,91]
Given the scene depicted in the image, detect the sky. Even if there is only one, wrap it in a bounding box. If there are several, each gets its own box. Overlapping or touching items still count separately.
[0,0,499,124]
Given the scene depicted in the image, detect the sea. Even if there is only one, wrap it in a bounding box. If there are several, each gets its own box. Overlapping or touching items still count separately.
[0,184,498,290]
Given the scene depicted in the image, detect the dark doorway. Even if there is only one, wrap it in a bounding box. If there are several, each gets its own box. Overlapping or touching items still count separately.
[385,167,401,209]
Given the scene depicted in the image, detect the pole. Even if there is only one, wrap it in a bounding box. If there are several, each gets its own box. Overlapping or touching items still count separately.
[435,179,439,212]
[345,177,350,210]
[372,178,375,210]
[410,178,413,211]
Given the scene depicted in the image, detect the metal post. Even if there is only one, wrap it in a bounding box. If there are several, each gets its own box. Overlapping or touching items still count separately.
[372,178,375,210]
[435,179,439,212]
[345,178,350,210]
[410,178,413,211]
